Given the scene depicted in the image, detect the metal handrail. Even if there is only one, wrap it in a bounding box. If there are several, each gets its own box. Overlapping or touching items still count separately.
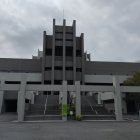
[44,94,48,115]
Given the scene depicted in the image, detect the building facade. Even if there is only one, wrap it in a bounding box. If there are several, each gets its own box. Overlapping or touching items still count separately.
[0,19,140,121]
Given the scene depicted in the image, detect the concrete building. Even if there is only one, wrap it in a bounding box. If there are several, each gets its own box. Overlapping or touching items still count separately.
[0,19,140,121]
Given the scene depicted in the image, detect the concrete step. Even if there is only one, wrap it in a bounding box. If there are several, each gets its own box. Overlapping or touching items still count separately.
[24,115,62,121]
[82,115,116,120]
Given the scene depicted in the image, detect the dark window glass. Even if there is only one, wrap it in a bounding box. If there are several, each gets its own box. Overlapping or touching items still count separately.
[45,67,52,71]
[55,46,63,56]
[76,50,82,57]
[66,47,73,56]
[5,81,21,84]
[55,38,63,41]
[27,82,41,84]
[44,91,51,95]
[66,67,73,71]
[67,80,73,85]
[44,80,51,85]
[54,80,62,85]
[55,66,62,70]
[66,39,73,41]
[45,48,52,55]
[76,68,82,72]
[53,91,59,95]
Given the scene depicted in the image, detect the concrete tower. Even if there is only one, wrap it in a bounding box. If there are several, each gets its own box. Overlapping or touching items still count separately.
[42,19,85,85]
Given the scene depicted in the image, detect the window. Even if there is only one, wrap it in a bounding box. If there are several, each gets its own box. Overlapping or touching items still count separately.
[44,67,52,71]
[55,46,63,56]
[76,68,82,72]
[44,80,51,85]
[66,47,73,56]
[27,82,41,84]
[54,80,62,85]
[55,66,62,70]
[44,91,51,95]
[76,50,82,57]
[5,81,21,84]
[67,80,73,85]
[66,67,73,71]
[45,48,52,55]
[66,39,73,41]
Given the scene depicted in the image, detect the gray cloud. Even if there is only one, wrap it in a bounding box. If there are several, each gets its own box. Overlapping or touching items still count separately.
[0,0,140,62]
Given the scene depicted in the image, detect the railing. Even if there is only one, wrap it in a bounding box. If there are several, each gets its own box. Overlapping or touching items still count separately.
[44,94,48,115]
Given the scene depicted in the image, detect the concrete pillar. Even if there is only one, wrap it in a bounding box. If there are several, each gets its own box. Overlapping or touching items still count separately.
[62,19,66,81]
[73,20,76,82]
[0,80,4,113]
[17,74,27,122]
[75,81,81,117]
[113,76,123,121]
[62,81,67,121]
[59,92,63,104]
[81,33,85,84]
[51,19,55,84]
[98,92,102,105]
[31,92,34,104]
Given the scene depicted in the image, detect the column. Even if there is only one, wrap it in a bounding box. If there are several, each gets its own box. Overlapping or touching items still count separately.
[73,20,76,82]
[113,76,123,121]
[75,81,81,117]
[98,92,102,105]
[51,19,55,84]
[81,33,85,84]
[17,74,27,122]
[62,81,67,121]
[62,19,66,81]
[0,80,4,113]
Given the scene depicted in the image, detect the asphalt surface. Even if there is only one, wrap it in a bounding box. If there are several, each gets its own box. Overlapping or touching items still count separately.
[0,121,140,140]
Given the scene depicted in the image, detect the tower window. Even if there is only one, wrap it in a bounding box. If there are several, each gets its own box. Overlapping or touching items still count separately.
[55,46,63,56]
[45,48,52,55]
[45,67,52,71]
[54,80,62,85]
[66,47,73,56]
[44,80,51,85]
[67,80,73,85]
[66,67,73,71]
[55,66,63,70]
[76,68,82,72]
[76,50,82,57]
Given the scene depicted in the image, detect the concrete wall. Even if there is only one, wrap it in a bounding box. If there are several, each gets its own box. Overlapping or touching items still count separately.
[85,61,140,75]
[85,75,130,83]
[0,58,42,73]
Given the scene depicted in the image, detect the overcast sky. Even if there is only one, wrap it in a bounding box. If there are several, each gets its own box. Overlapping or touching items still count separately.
[0,0,140,62]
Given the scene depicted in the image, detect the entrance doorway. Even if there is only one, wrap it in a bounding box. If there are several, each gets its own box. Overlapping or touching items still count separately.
[4,100,17,112]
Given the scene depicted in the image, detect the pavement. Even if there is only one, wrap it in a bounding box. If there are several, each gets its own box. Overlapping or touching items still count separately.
[0,121,140,140]
[0,113,17,122]
[0,114,140,140]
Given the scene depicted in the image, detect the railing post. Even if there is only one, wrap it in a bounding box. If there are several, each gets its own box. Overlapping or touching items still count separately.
[113,76,123,121]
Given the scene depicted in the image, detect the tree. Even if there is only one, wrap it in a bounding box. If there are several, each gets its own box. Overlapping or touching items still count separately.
[123,71,140,86]
[123,71,140,101]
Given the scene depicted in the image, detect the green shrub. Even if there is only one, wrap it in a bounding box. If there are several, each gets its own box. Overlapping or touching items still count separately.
[75,115,82,121]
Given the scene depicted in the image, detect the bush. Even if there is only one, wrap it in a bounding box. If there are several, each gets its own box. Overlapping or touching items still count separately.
[75,115,82,121]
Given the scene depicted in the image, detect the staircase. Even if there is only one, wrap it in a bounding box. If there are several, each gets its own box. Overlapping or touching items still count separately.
[25,95,62,121]
[81,95,115,120]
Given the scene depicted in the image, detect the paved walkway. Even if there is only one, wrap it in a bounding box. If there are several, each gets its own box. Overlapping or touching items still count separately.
[0,113,17,122]
[0,121,140,140]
